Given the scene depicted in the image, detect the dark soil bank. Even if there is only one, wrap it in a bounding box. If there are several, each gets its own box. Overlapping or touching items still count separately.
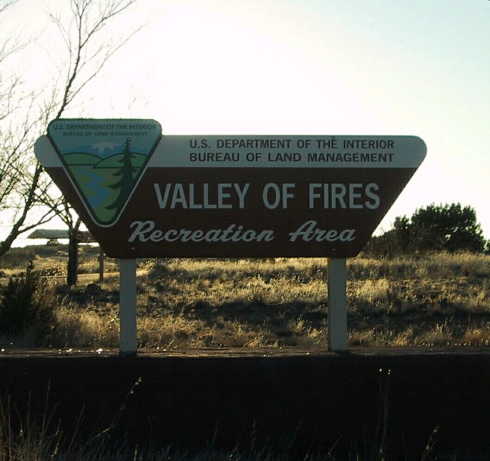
[1,349,490,459]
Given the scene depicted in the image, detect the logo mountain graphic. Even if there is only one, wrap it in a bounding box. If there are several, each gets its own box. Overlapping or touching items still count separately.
[48,119,161,226]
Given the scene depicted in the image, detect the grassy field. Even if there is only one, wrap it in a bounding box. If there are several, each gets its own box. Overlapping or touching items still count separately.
[0,245,489,350]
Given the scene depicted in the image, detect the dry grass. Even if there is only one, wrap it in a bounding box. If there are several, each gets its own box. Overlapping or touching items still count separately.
[1,248,489,350]
[53,307,119,348]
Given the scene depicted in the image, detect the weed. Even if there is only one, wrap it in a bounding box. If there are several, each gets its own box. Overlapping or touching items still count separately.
[0,375,463,460]
[0,261,57,344]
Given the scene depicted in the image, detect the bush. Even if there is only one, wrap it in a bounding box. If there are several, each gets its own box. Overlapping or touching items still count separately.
[0,261,57,342]
[407,203,486,253]
[364,203,487,257]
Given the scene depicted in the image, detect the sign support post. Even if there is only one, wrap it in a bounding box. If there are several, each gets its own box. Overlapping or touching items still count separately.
[119,259,137,357]
[327,258,348,352]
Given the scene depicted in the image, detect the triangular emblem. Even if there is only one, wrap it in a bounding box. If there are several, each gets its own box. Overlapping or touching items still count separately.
[47,119,161,226]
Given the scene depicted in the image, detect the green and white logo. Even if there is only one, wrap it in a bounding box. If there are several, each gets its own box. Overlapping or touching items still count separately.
[48,119,161,226]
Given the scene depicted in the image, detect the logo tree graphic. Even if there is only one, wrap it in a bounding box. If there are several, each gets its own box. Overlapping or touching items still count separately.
[107,138,136,213]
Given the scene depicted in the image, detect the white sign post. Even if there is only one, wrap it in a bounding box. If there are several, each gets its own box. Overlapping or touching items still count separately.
[327,258,348,351]
[119,259,137,356]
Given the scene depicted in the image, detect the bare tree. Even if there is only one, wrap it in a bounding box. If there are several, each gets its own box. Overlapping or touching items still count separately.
[0,0,139,262]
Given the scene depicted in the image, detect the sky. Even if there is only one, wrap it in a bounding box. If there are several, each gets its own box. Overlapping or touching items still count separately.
[1,0,489,246]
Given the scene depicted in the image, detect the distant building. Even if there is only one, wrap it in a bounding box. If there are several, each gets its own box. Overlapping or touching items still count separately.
[27,229,95,243]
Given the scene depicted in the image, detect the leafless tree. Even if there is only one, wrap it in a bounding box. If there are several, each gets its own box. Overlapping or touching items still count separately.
[56,198,83,286]
[0,0,139,277]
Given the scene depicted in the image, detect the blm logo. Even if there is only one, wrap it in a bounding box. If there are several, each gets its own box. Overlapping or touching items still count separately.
[46,119,161,226]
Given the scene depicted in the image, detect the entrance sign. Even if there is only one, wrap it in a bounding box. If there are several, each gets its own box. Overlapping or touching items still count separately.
[35,120,426,259]
[35,119,427,355]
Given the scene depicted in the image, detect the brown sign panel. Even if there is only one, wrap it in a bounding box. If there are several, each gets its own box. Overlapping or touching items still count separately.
[35,120,426,258]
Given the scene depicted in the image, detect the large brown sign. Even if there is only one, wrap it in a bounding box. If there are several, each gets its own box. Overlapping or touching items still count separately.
[35,119,426,258]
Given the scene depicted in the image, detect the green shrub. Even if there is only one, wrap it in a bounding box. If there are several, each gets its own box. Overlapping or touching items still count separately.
[0,261,56,342]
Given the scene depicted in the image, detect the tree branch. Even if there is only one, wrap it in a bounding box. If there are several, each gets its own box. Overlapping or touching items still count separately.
[0,0,140,256]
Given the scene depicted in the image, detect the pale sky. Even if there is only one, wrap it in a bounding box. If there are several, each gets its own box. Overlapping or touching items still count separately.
[1,0,489,245]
